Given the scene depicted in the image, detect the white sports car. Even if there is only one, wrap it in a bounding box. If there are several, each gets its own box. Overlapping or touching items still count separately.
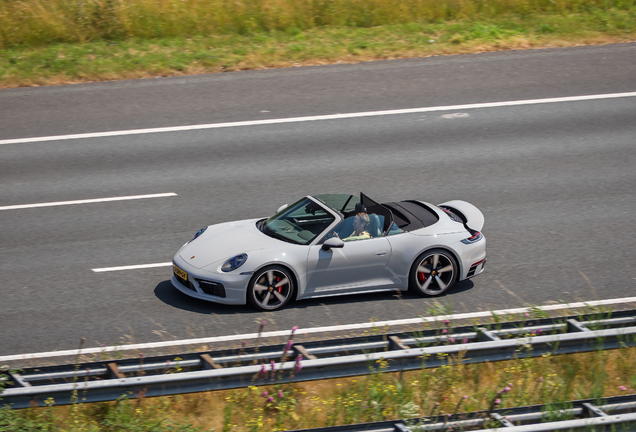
[172,193,486,311]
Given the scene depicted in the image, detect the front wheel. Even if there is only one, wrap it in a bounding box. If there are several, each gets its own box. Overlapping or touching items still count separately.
[247,266,294,311]
[409,249,457,296]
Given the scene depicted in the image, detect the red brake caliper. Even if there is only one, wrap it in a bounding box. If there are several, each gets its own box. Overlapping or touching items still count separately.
[418,272,426,282]
[277,276,282,293]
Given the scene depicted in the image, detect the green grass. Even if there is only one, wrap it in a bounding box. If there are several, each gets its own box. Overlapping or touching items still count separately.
[1,0,634,47]
[0,1,635,87]
[2,306,636,430]
[2,346,636,431]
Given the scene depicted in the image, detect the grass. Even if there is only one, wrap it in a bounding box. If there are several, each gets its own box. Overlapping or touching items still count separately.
[0,0,635,87]
[2,347,636,431]
[2,306,636,431]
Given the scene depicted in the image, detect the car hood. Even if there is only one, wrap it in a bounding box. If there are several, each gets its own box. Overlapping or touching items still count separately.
[178,219,279,269]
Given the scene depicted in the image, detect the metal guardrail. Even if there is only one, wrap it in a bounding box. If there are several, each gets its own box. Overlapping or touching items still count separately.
[2,309,636,409]
[285,394,636,431]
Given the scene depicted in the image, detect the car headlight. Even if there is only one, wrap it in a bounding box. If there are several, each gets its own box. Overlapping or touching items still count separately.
[190,227,207,243]
[221,253,248,272]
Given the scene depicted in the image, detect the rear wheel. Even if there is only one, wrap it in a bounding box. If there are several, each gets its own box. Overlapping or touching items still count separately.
[247,266,294,311]
[410,249,457,296]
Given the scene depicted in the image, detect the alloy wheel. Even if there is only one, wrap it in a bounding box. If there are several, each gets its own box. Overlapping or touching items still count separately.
[251,268,293,311]
[414,251,456,295]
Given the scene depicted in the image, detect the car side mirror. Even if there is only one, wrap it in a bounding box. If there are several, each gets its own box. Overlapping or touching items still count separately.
[322,237,345,251]
[276,204,289,214]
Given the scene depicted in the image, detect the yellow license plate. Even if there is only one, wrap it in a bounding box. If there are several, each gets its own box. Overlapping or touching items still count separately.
[173,264,187,281]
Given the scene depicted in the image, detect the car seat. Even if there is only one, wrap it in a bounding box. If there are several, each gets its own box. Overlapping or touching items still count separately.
[367,214,382,237]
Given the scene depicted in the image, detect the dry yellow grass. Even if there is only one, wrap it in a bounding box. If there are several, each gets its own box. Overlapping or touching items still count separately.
[33,347,636,431]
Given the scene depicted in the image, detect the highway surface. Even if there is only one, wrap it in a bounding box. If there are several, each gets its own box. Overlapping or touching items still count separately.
[1,43,635,357]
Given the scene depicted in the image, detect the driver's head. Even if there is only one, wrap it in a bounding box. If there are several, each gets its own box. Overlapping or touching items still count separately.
[353,213,370,230]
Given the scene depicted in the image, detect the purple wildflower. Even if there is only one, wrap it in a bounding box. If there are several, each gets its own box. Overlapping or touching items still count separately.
[261,391,268,397]
[463,395,468,399]
[442,329,448,334]
[448,337,455,344]
[524,313,529,317]
[463,338,468,344]
[294,354,303,373]
[539,377,544,383]
[267,396,274,403]
[495,399,501,405]
[260,364,266,376]
[285,340,294,352]
[291,326,299,335]
[620,386,628,391]
[278,390,284,398]
[444,319,450,325]
[537,329,542,334]
[270,361,276,372]
[504,386,511,393]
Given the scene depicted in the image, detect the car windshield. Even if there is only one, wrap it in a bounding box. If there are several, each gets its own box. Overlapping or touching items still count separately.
[263,198,335,245]
[313,194,359,215]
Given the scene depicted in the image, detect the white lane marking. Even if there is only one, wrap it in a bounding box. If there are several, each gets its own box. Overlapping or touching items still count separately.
[2,296,636,362]
[92,262,173,272]
[0,193,177,211]
[1,92,635,146]
[441,113,470,119]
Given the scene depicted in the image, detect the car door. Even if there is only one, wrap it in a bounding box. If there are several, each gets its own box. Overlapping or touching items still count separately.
[304,235,392,295]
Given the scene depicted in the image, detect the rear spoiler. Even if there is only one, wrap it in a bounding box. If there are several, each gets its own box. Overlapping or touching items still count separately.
[438,200,484,232]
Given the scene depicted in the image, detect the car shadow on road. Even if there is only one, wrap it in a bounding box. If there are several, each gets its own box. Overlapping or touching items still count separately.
[154,280,257,315]
[293,279,475,309]
[154,279,474,314]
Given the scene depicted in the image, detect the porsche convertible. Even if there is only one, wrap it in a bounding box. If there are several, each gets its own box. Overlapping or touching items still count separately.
[172,193,486,311]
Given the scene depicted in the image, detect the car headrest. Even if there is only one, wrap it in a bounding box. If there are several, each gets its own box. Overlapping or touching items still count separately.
[367,214,382,237]
[354,203,367,214]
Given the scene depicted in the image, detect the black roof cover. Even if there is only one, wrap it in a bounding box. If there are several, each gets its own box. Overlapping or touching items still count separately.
[384,200,439,232]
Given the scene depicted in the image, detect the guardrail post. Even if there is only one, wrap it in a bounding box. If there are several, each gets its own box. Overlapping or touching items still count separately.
[389,336,410,350]
[107,363,125,379]
[200,354,223,370]
[491,412,514,427]
[477,327,501,341]
[567,319,591,332]
[582,402,607,417]
[393,422,411,432]
[294,345,318,360]
[9,372,31,387]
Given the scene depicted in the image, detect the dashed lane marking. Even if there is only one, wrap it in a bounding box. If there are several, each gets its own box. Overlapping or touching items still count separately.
[0,193,177,211]
[92,262,173,272]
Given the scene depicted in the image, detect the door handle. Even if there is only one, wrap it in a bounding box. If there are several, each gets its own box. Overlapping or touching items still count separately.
[372,251,388,256]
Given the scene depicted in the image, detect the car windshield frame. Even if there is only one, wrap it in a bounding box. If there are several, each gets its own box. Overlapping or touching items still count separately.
[312,193,359,215]
[262,197,338,245]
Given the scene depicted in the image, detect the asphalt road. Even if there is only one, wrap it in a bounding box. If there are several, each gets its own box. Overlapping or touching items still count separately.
[1,43,635,357]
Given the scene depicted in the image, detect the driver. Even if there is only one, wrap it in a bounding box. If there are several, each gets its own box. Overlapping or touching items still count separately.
[333,213,371,242]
